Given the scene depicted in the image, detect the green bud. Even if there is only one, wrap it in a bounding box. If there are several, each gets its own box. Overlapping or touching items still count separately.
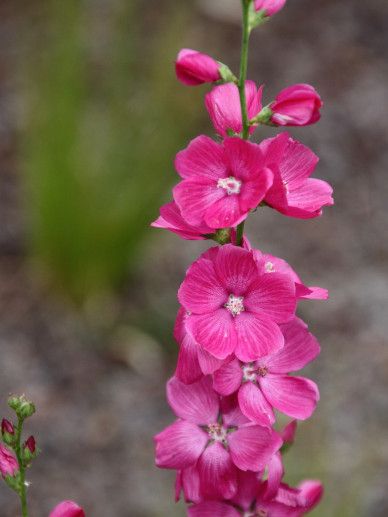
[214,228,232,245]
[218,63,238,84]
[7,396,20,412]
[7,395,36,419]
[250,106,273,126]
[248,8,268,32]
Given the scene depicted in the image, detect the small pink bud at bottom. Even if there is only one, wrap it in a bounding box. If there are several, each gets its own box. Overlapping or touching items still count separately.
[49,500,85,517]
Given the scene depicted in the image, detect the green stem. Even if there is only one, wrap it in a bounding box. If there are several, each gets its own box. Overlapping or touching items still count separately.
[15,417,28,517]
[236,0,251,246]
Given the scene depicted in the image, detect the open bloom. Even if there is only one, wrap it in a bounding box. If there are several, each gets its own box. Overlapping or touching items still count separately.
[49,501,85,517]
[213,318,320,426]
[261,133,333,219]
[174,136,273,229]
[0,444,18,477]
[155,376,282,501]
[175,49,221,86]
[178,244,296,361]
[205,82,263,137]
[271,84,322,126]
[188,469,323,516]
[151,201,214,240]
[254,0,287,16]
[174,307,224,384]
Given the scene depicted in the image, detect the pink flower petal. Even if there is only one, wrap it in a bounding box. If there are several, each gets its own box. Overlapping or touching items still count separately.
[224,137,265,182]
[175,135,226,180]
[197,442,238,500]
[266,318,320,373]
[189,502,240,517]
[205,193,245,229]
[234,312,285,361]
[265,452,284,500]
[238,382,275,427]
[151,201,213,240]
[297,480,324,509]
[176,465,202,504]
[213,358,243,396]
[175,329,203,384]
[49,501,85,517]
[167,376,219,425]
[188,309,236,360]
[214,244,258,296]
[197,346,225,375]
[232,470,262,510]
[229,425,282,472]
[285,178,334,218]
[260,375,319,420]
[244,272,296,323]
[178,259,227,314]
[221,397,251,428]
[173,177,224,227]
[154,420,207,469]
[239,168,273,213]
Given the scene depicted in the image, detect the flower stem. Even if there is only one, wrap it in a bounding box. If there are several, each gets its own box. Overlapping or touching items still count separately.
[236,0,251,246]
[15,416,28,517]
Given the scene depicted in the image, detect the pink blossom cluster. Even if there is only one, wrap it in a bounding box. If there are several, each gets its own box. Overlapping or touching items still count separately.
[153,1,332,515]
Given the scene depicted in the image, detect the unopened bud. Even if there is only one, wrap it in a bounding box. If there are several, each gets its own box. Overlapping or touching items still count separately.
[23,436,37,463]
[1,419,15,446]
[8,395,36,420]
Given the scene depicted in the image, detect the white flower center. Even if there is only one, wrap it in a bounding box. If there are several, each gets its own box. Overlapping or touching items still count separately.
[265,261,275,273]
[217,176,242,195]
[242,364,268,382]
[225,294,245,316]
[207,423,228,444]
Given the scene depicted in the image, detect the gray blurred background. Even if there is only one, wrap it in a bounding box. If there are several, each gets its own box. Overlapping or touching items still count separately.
[0,0,387,515]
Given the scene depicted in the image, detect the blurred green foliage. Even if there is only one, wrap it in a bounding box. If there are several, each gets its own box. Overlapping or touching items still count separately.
[22,0,202,301]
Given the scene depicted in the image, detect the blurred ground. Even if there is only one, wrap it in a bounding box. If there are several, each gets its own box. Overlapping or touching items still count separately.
[0,0,388,516]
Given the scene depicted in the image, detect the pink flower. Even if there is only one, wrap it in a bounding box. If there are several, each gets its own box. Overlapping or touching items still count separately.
[155,376,282,500]
[0,444,18,477]
[205,82,263,137]
[178,244,296,361]
[173,136,273,229]
[49,501,85,517]
[254,0,287,16]
[261,133,333,219]
[175,49,221,86]
[174,308,224,384]
[151,201,214,240]
[271,84,322,126]
[213,318,320,426]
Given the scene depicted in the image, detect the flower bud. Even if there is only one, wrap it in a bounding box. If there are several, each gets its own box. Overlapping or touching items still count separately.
[49,501,85,517]
[254,0,287,17]
[1,419,15,446]
[0,444,18,478]
[23,436,37,463]
[271,84,323,126]
[175,49,221,86]
[7,395,36,419]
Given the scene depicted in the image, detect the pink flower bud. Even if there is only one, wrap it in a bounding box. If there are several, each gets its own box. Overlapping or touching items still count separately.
[271,84,323,126]
[175,49,221,86]
[24,436,36,454]
[1,418,14,436]
[0,444,18,477]
[254,0,287,16]
[49,501,85,517]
